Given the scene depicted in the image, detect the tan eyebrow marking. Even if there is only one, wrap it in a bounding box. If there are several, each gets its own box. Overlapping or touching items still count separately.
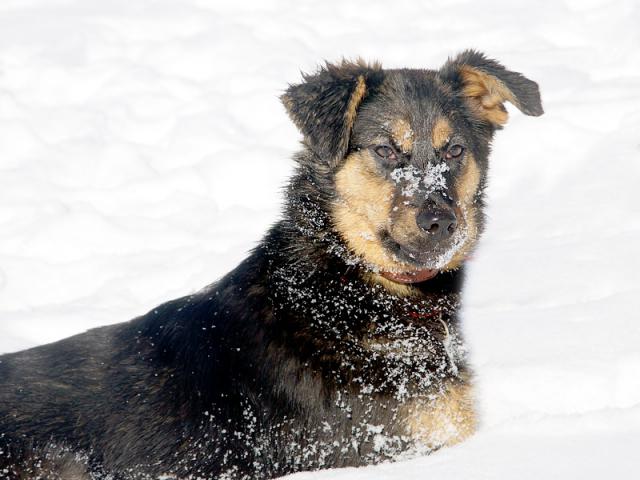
[432,117,452,149]
[390,118,414,153]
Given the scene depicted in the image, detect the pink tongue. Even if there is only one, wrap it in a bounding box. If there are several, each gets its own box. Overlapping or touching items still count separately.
[380,269,438,284]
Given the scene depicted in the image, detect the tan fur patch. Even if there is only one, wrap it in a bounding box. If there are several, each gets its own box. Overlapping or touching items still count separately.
[333,150,431,285]
[362,272,419,297]
[444,154,481,270]
[402,381,477,450]
[459,66,518,125]
[35,447,92,480]
[455,153,481,206]
[390,205,421,243]
[345,76,367,133]
[431,117,452,149]
[333,151,398,271]
[391,118,414,153]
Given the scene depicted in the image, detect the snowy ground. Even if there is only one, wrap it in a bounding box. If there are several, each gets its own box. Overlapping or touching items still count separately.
[1,0,639,478]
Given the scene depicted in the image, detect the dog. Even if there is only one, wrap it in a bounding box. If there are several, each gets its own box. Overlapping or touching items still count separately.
[0,50,542,479]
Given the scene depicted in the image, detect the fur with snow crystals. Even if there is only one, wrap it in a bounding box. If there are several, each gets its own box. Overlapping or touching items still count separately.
[0,51,542,479]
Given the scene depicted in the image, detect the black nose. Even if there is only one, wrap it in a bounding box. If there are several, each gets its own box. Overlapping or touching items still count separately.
[416,208,458,239]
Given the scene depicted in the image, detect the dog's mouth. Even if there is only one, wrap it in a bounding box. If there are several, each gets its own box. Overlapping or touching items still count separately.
[379,268,439,284]
[377,228,468,284]
[376,234,440,284]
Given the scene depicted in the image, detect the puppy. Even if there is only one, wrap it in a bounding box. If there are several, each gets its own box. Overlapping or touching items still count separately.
[0,50,542,479]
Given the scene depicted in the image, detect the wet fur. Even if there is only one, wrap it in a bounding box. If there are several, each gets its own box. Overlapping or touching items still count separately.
[0,50,542,479]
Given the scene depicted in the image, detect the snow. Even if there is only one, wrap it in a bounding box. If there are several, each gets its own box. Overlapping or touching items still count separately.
[1,0,639,478]
[390,163,449,197]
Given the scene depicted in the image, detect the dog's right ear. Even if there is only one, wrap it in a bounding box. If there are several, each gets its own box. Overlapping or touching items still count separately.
[281,60,384,166]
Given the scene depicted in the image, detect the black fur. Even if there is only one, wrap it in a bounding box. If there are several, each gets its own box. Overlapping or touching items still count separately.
[282,60,384,164]
[0,51,542,479]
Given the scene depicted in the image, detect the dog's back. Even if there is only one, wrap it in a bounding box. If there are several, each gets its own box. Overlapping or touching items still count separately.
[0,314,186,478]
[0,274,238,478]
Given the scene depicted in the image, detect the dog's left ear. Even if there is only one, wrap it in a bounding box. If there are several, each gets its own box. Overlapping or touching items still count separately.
[282,59,383,165]
[440,50,543,126]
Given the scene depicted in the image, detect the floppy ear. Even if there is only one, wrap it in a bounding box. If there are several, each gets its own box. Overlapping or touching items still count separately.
[440,50,543,126]
[281,59,383,165]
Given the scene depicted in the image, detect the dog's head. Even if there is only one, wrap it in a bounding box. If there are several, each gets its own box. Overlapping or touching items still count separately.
[282,51,542,285]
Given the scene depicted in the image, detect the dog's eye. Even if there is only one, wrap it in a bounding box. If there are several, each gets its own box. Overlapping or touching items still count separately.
[445,144,464,160]
[374,145,398,162]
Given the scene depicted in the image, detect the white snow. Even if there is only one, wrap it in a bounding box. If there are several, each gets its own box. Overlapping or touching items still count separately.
[390,162,449,197]
[1,0,639,478]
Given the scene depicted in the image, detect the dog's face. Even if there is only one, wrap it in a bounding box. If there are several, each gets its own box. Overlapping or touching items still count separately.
[283,51,542,285]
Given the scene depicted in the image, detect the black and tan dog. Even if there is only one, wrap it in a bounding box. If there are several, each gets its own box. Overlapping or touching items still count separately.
[0,51,542,479]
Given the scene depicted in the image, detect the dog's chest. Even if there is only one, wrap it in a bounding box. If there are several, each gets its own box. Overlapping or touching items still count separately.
[261,265,475,463]
[273,267,465,386]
